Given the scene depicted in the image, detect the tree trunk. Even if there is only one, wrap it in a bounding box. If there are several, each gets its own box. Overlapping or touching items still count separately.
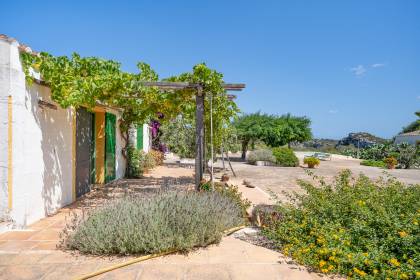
[241,140,249,160]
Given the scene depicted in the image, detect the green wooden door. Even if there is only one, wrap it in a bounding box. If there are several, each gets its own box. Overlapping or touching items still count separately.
[137,125,143,150]
[105,113,116,183]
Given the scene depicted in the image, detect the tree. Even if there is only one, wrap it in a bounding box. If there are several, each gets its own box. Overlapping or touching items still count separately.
[264,114,312,148]
[160,116,196,158]
[234,112,312,159]
[401,111,420,134]
[233,113,273,159]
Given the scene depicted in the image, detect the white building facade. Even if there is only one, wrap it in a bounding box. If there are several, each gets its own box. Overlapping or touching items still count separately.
[0,35,149,228]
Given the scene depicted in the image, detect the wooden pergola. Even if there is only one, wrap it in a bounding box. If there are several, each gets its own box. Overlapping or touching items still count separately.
[34,78,245,190]
[133,81,245,189]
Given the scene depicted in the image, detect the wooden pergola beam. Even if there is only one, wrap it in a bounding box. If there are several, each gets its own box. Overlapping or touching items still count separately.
[32,76,245,190]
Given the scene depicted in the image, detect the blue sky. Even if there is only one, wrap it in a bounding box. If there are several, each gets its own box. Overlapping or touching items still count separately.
[2,0,419,139]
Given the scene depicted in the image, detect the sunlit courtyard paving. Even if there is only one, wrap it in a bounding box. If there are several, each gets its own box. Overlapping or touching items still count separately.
[0,163,342,280]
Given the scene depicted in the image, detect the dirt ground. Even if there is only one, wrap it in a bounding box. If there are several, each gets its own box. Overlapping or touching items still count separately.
[212,152,420,200]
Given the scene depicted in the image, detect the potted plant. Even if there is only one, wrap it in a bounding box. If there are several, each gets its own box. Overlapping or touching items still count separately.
[303,157,320,168]
[384,157,397,169]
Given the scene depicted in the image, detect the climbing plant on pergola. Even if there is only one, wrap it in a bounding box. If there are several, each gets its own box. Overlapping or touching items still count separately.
[21,51,245,189]
[129,81,245,188]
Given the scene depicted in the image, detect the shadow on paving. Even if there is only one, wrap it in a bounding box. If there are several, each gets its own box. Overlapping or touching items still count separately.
[67,175,195,211]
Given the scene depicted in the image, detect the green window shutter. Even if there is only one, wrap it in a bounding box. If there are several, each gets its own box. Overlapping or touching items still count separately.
[137,125,143,150]
[105,113,116,183]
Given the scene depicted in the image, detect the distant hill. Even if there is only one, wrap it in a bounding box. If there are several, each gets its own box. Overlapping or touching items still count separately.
[337,132,387,148]
[292,132,388,153]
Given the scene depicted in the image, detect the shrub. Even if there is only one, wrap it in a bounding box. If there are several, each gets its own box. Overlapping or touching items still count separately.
[160,117,195,158]
[247,149,275,164]
[272,147,299,167]
[126,146,142,178]
[251,204,282,227]
[384,157,398,169]
[397,143,419,169]
[351,142,420,169]
[139,151,156,172]
[61,191,244,255]
[360,159,386,168]
[149,149,164,166]
[200,181,251,218]
[262,170,420,279]
[303,157,320,168]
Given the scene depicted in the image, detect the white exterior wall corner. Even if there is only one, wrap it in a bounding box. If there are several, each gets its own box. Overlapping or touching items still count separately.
[108,108,127,179]
[127,123,150,153]
[1,39,75,227]
[0,39,128,227]
[0,39,15,220]
[143,123,150,152]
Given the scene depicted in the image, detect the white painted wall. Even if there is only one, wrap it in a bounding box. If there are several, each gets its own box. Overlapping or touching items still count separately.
[142,123,151,153]
[0,37,127,227]
[0,38,74,227]
[0,38,13,220]
[128,123,150,153]
[107,108,127,179]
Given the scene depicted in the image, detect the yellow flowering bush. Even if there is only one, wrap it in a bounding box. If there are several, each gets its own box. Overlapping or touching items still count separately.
[262,170,420,279]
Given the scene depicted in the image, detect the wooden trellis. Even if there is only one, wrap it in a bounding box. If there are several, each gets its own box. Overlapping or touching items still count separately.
[34,78,245,190]
[132,81,245,190]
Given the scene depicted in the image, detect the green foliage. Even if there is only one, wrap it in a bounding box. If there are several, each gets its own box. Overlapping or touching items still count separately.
[160,116,195,158]
[265,113,312,148]
[397,143,419,169]
[141,151,156,171]
[272,147,299,167]
[345,143,420,169]
[20,53,237,146]
[233,112,272,159]
[247,149,276,164]
[126,148,157,178]
[233,112,312,159]
[61,191,244,255]
[200,181,251,218]
[360,160,386,168]
[166,63,239,154]
[401,111,420,134]
[262,171,420,279]
[126,146,142,178]
[303,157,320,168]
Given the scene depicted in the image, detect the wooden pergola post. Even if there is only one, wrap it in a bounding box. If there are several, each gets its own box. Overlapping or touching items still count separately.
[195,86,205,189]
[102,81,245,190]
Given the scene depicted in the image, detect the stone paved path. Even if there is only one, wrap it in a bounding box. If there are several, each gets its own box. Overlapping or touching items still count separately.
[0,164,335,280]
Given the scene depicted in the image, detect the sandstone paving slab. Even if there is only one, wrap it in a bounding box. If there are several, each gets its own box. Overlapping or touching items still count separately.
[137,263,186,280]
[186,264,231,280]
[28,229,61,241]
[0,241,39,252]
[30,241,57,251]
[1,264,54,280]
[41,263,101,280]
[94,265,143,280]
[4,251,50,265]
[0,253,19,265]
[0,231,40,241]
[27,220,56,231]
[229,263,281,280]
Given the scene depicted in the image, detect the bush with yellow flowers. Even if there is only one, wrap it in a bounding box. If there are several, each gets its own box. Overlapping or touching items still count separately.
[262,170,419,279]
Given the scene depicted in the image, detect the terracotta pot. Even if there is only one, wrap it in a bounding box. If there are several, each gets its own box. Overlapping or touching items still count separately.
[307,163,316,168]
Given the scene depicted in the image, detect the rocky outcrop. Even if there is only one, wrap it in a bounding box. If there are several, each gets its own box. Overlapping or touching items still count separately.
[337,132,386,148]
